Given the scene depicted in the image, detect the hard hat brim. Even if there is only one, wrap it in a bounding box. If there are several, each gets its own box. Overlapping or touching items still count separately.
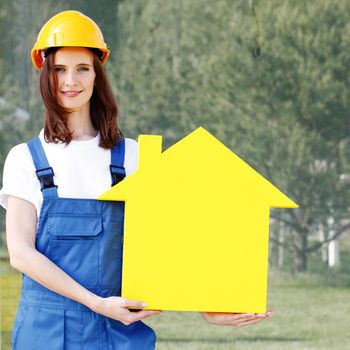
[31,46,110,70]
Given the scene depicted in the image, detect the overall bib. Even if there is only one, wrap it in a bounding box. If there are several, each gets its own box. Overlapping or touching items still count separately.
[11,137,156,350]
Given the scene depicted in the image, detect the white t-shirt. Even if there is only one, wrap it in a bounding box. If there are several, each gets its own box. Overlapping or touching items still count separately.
[0,129,138,218]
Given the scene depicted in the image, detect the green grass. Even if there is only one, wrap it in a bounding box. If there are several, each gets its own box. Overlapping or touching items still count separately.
[146,274,350,350]
[1,269,350,350]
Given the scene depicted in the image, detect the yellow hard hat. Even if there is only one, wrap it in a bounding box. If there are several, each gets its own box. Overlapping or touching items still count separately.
[31,10,110,70]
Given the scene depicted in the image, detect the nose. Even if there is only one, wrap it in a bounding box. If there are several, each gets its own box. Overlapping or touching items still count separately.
[64,70,78,87]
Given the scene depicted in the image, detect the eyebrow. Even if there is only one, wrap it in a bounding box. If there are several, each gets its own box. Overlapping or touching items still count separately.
[53,63,93,67]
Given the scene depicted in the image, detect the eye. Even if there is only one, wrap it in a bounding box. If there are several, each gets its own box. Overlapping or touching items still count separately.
[78,67,89,72]
[55,67,65,72]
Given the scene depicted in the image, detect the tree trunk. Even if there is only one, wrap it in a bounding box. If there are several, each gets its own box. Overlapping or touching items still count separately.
[293,230,308,272]
[294,248,307,272]
[278,222,284,268]
[328,239,340,267]
[318,224,328,263]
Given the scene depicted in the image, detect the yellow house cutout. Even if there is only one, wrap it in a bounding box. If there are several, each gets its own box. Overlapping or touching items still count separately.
[99,127,298,313]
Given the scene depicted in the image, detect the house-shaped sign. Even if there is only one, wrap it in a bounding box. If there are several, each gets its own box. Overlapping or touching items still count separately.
[98,127,298,313]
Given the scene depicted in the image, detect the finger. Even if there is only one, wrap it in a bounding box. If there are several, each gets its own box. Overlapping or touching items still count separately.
[225,313,256,322]
[230,313,272,327]
[236,312,272,322]
[129,310,163,322]
[221,314,265,326]
[256,312,272,317]
[233,316,268,327]
[207,313,256,326]
[120,298,147,309]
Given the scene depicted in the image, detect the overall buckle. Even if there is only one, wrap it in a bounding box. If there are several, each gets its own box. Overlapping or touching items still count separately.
[36,167,57,191]
[110,165,126,186]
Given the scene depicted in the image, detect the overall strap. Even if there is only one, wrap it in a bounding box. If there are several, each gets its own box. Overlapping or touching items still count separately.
[27,137,58,199]
[110,137,126,186]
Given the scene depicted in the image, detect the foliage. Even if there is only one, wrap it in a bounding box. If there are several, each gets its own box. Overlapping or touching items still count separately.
[1,0,350,272]
[115,0,350,271]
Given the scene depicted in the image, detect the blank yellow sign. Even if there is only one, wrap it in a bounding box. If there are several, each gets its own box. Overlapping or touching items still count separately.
[99,127,298,313]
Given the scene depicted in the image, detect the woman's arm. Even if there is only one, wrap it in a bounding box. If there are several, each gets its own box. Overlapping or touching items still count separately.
[6,195,161,325]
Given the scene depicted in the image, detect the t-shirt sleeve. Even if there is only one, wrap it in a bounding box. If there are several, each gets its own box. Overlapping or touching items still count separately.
[124,138,139,177]
[0,144,38,210]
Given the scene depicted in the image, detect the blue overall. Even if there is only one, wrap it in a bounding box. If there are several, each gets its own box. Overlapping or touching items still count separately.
[11,137,156,350]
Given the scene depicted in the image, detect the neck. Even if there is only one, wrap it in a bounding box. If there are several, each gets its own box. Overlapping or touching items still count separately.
[67,103,97,140]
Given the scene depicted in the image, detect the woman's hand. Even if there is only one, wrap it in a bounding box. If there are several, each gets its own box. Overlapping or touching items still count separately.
[200,311,272,326]
[90,296,163,325]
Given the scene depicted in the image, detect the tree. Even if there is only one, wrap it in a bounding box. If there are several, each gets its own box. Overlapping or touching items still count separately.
[211,0,350,271]
[114,0,350,272]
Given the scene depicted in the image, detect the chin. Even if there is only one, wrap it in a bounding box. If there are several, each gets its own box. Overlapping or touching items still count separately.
[61,100,90,111]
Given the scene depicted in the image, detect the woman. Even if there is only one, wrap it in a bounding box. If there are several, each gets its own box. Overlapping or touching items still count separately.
[0,10,271,350]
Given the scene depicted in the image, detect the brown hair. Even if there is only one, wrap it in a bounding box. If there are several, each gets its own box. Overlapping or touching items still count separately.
[39,47,122,149]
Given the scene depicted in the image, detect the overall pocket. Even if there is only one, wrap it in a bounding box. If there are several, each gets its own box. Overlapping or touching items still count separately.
[48,214,102,289]
[99,221,124,290]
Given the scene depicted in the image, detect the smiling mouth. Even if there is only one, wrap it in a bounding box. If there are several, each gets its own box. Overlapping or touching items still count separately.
[61,90,83,97]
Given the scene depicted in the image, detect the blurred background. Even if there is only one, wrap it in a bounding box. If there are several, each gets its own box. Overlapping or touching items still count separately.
[1,1,350,349]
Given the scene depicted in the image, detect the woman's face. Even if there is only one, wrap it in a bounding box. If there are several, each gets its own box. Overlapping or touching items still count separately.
[53,47,96,111]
